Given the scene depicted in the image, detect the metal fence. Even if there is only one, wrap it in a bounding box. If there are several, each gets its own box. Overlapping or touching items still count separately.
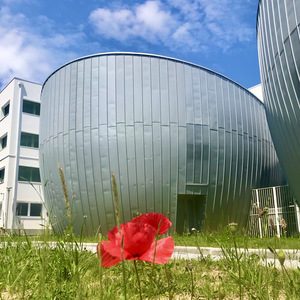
[248,186,300,238]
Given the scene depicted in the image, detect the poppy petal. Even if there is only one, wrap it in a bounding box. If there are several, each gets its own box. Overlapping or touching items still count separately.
[98,242,121,268]
[131,213,172,235]
[123,222,156,258]
[108,226,122,245]
[139,236,174,264]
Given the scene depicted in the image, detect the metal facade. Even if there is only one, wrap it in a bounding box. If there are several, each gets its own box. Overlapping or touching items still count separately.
[40,53,283,235]
[257,0,300,205]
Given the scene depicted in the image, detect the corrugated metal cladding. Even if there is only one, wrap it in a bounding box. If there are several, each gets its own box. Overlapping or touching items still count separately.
[40,53,284,235]
[257,0,300,205]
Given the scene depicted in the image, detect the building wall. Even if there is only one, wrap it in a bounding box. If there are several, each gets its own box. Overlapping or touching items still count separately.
[257,0,300,204]
[0,78,46,232]
[40,53,284,235]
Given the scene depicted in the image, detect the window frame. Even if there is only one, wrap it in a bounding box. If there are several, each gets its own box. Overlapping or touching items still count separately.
[20,132,39,148]
[22,99,40,116]
[0,168,5,183]
[18,166,41,183]
[1,102,10,120]
[0,134,7,150]
[16,202,43,218]
[29,203,42,217]
[16,202,29,217]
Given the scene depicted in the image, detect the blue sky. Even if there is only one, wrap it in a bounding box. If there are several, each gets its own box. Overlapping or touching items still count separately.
[0,0,259,89]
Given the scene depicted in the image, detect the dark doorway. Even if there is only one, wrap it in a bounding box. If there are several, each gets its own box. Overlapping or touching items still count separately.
[176,194,206,234]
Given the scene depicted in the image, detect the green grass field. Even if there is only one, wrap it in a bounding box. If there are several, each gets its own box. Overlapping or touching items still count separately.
[0,231,299,299]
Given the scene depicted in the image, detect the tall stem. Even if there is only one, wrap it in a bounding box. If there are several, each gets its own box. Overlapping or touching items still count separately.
[133,260,142,300]
[234,238,242,300]
[111,174,127,299]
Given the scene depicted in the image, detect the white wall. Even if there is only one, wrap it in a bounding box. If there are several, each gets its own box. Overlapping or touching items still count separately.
[249,84,263,102]
[0,78,45,232]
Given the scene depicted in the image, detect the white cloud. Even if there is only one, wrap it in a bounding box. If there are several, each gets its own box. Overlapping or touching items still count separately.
[89,0,254,52]
[89,1,177,44]
[0,6,80,87]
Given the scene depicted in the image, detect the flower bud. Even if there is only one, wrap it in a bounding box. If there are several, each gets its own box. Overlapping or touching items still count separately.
[277,250,286,266]
[228,222,238,233]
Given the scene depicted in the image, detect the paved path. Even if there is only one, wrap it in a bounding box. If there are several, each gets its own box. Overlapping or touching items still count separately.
[79,243,300,269]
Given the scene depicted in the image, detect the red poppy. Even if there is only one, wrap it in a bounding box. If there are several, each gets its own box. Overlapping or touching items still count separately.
[131,212,172,235]
[98,213,174,268]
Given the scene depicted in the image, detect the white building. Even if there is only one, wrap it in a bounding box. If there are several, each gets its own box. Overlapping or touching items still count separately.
[0,78,46,233]
[248,83,263,102]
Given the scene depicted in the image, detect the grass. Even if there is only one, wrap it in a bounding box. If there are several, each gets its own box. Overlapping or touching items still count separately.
[0,231,299,299]
[2,230,300,249]
[173,231,300,249]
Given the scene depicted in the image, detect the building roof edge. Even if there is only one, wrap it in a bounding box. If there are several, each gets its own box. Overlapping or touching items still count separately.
[42,52,264,105]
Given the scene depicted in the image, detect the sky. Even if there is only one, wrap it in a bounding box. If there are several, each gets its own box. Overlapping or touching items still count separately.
[0,0,260,90]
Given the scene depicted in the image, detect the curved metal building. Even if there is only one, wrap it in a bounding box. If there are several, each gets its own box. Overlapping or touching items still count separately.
[40,53,283,235]
[257,0,300,204]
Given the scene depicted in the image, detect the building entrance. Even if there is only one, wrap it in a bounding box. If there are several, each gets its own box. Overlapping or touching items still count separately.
[176,194,206,234]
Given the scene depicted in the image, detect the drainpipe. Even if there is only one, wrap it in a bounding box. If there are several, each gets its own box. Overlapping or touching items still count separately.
[4,187,11,228]
[10,82,24,230]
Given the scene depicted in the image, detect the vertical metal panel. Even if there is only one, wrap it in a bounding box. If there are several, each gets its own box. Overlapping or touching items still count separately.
[152,123,162,211]
[161,125,171,215]
[64,65,71,132]
[99,57,107,125]
[124,56,134,125]
[176,63,186,127]
[58,68,65,135]
[40,53,284,234]
[258,0,300,205]
[91,57,99,129]
[83,58,92,128]
[144,124,154,211]
[116,123,131,221]
[168,61,178,124]
[134,123,146,213]
[124,124,138,214]
[133,56,143,123]
[159,59,170,126]
[116,56,125,124]
[170,123,178,222]
[151,58,161,123]
[142,57,151,126]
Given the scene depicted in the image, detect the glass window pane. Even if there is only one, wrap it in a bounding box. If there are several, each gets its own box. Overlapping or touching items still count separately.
[22,100,40,116]
[0,135,7,150]
[0,168,5,183]
[18,166,41,182]
[16,203,28,216]
[20,132,39,148]
[2,103,9,117]
[30,203,42,217]
[32,168,41,182]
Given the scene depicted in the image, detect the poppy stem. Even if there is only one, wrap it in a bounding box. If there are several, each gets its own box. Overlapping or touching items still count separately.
[133,260,142,300]
[121,237,127,300]
[111,174,122,227]
[98,232,103,300]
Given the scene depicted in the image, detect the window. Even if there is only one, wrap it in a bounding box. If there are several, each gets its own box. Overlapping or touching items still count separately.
[18,166,41,182]
[0,168,5,183]
[30,203,42,217]
[20,132,39,148]
[22,100,40,116]
[0,134,7,150]
[16,202,42,217]
[16,203,28,216]
[1,102,10,119]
